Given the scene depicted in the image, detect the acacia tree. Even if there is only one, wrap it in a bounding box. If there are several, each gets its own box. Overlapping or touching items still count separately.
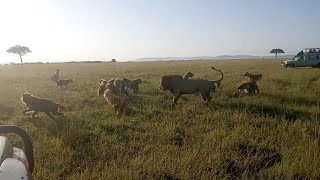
[6,45,32,64]
[270,49,284,59]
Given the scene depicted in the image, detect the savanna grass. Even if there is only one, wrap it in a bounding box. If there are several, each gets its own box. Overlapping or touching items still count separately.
[0,59,319,179]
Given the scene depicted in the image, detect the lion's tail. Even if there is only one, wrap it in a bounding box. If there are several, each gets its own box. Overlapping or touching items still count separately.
[211,66,224,82]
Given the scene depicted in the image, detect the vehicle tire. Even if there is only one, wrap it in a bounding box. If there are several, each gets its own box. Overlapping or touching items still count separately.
[312,63,320,68]
[288,64,295,68]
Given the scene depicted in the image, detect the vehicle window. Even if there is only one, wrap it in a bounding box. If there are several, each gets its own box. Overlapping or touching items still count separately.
[300,56,304,61]
[316,54,319,60]
[308,55,314,60]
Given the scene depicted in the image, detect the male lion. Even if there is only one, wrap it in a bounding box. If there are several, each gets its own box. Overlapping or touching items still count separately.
[21,92,64,119]
[161,72,194,81]
[160,67,223,104]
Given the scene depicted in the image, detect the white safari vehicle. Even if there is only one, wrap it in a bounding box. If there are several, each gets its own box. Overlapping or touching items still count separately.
[281,48,320,68]
[0,125,34,180]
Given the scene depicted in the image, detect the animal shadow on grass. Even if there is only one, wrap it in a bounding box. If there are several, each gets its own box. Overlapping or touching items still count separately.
[118,104,163,121]
[262,93,320,107]
[26,114,66,135]
[57,130,104,178]
[218,102,317,122]
[138,170,179,180]
[309,76,320,83]
[236,142,282,175]
[206,159,242,179]
[125,94,162,115]
[57,123,143,178]
[269,79,293,89]
[0,104,14,120]
[62,129,100,150]
[113,106,146,117]
[226,92,252,99]
[168,127,186,148]
[206,142,282,179]
[127,94,143,105]
[271,76,320,87]
[158,100,176,111]
[228,93,241,98]
[142,109,163,120]
[122,107,139,116]
[100,123,145,143]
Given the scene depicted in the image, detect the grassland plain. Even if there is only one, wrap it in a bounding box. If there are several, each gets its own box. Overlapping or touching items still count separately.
[0,59,320,179]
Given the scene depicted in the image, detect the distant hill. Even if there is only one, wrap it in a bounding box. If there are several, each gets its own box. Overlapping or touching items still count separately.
[1,55,296,65]
[135,55,295,61]
[135,56,216,61]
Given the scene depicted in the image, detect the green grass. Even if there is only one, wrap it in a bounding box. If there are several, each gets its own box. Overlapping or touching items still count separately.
[0,59,320,179]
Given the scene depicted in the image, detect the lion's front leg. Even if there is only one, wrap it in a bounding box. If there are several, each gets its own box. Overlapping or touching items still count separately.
[23,109,32,115]
[31,111,39,118]
[173,90,181,105]
[45,112,57,120]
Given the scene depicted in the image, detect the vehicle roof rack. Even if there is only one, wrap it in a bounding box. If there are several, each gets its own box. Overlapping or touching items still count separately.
[304,48,320,50]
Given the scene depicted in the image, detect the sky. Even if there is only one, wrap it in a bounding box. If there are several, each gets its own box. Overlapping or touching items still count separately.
[0,0,319,63]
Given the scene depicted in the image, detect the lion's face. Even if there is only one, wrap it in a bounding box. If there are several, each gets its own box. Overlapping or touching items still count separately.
[186,72,194,77]
[131,79,142,93]
[135,79,142,84]
[21,93,31,98]
[21,93,32,103]
[97,81,108,95]
[131,84,139,93]
[114,80,123,88]
[183,72,194,79]
[103,89,113,98]
[238,84,245,91]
